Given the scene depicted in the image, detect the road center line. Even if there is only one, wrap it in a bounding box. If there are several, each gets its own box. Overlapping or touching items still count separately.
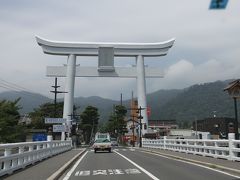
[63,151,88,180]
[114,150,160,180]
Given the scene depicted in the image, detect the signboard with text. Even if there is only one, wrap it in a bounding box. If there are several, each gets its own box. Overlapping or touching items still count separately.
[53,125,67,132]
[44,118,66,124]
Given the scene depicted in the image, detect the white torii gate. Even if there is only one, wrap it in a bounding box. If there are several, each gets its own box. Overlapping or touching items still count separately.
[36,36,175,140]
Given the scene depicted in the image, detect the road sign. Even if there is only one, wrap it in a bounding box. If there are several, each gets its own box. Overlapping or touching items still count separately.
[45,118,66,124]
[32,134,47,141]
[209,0,228,9]
[53,125,66,132]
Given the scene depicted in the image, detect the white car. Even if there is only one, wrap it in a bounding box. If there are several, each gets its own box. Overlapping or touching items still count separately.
[93,139,112,153]
[110,137,118,146]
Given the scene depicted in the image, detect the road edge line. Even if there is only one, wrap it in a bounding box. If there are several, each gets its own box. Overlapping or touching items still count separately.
[47,148,87,180]
[139,148,240,177]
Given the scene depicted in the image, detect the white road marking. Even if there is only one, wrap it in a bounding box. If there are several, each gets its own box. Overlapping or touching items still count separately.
[141,150,240,179]
[75,170,90,176]
[93,170,107,175]
[112,169,124,174]
[62,151,88,180]
[114,150,160,180]
[108,169,114,175]
[74,169,141,176]
[129,148,135,151]
[125,168,141,174]
[122,149,127,151]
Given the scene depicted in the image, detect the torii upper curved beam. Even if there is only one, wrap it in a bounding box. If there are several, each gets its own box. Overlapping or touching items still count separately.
[36,36,175,57]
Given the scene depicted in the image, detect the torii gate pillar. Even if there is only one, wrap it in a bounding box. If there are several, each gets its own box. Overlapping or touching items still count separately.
[62,54,76,140]
[136,55,148,134]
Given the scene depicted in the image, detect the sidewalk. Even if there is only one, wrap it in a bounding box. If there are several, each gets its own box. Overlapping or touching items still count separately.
[3,148,86,180]
[139,147,240,175]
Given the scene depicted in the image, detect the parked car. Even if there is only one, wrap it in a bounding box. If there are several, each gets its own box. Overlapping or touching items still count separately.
[93,138,112,153]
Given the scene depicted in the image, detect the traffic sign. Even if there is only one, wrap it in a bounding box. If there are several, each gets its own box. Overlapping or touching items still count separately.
[45,118,66,124]
[209,0,228,9]
[53,125,67,132]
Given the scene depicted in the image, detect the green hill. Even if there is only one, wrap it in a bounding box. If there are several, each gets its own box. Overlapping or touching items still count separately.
[0,80,238,124]
[152,80,236,122]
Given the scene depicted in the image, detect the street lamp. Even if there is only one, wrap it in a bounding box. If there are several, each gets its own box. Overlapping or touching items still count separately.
[224,80,240,139]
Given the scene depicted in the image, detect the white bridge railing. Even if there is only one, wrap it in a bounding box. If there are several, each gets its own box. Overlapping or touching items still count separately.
[142,138,240,161]
[0,140,72,177]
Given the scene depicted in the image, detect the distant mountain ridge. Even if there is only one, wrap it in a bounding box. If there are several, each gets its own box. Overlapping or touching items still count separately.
[0,79,237,123]
[153,80,236,122]
[0,91,51,113]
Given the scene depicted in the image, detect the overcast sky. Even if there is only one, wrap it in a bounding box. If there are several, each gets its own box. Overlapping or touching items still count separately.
[0,0,240,100]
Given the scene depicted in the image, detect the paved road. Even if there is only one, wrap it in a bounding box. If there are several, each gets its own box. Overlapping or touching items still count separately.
[3,149,85,180]
[61,147,240,180]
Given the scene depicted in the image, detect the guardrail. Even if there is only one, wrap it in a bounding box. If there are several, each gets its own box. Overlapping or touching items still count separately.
[0,140,72,177]
[142,138,240,161]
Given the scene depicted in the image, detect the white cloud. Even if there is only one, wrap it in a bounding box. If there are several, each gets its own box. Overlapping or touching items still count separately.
[0,0,240,100]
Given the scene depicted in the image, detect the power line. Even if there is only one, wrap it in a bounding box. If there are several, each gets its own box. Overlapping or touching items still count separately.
[0,78,36,93]
[0,78,49,101]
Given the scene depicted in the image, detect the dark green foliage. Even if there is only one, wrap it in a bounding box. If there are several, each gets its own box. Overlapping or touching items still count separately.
[80,106,99,144]
[29,102,64,129]
[0,99,26,143]
[0,91,51,114]
[155,80,236,123]
[106,105,127,137]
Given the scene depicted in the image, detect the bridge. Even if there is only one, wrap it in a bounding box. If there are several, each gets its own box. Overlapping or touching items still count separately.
[1,137,240,180]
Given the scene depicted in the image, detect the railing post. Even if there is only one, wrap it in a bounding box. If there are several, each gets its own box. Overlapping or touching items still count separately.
[28,145,33,163]
[228,133,235,160]
[203,141,207,156]
[18,146,24,166]
[163,136,167,150]
[3,148,11,171]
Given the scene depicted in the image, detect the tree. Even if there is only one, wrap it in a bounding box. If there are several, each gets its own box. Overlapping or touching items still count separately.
[107,105,127,138]
[80,106,99,144]
[29,102,64,129]
[0,99,26,143]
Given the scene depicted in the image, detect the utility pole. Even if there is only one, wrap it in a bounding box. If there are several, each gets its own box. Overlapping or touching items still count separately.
[128,106,145,147]
[50,77,67,117]
[131,91,135,147]
[120,93,123,106]
[138,106,144,148]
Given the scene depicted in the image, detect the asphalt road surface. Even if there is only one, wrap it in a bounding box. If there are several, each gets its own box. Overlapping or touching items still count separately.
[61,147,240,180]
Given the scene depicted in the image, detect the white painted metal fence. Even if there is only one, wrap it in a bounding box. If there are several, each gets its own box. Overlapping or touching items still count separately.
[0,140,72,177]
[142,138,240,161]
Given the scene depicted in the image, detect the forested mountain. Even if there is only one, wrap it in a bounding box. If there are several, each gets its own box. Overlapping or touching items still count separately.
[0,80,237,123]
[0,91,51,113]
[149,80,235,122]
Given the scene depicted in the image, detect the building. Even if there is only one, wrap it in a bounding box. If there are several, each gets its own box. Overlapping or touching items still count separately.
[148,119,178,136]
[18,114,32,125]
[192,117,239,139]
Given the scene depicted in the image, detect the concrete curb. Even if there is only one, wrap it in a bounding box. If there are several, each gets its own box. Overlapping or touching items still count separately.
[138,148,240,176]
[47,148,86,180]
